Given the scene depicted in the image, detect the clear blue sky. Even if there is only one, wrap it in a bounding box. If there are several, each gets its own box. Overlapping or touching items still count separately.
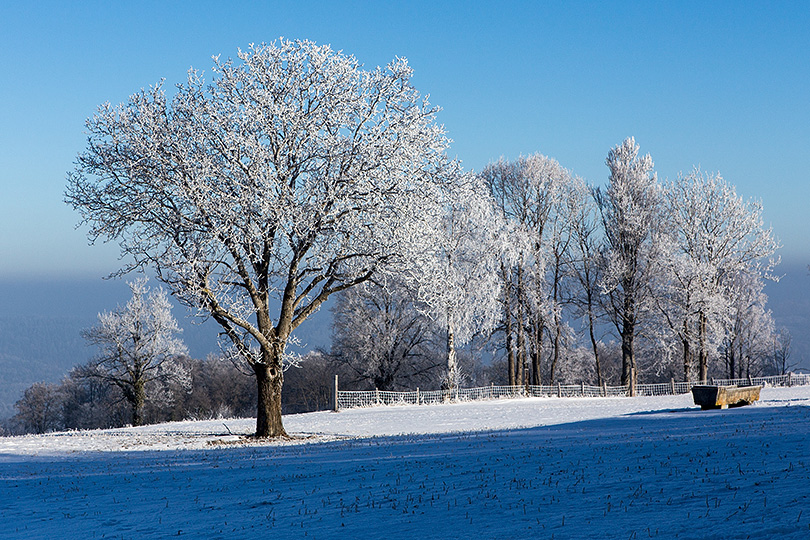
[2,0,809,279]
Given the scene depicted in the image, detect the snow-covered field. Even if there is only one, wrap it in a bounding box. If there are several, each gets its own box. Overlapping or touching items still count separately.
[2,387,810,539]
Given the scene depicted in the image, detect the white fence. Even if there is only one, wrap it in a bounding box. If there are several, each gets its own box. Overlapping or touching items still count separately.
[334,372,810,411]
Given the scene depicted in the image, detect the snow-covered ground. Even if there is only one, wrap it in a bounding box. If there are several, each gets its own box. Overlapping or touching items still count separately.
[2,387,809,538]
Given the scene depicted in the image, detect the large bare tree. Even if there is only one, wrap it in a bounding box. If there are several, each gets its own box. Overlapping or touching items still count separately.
[66,40,454,437]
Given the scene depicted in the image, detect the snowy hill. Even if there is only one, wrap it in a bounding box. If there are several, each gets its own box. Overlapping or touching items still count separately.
[2,388,810,538]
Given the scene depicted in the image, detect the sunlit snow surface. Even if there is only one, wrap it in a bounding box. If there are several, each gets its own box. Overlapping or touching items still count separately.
[2,387,810,539]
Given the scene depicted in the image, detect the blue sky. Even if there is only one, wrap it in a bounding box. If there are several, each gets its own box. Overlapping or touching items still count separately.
[1,0,809,279]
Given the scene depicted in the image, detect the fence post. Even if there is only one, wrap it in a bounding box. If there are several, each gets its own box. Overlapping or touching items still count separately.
[581,381,585,396]
[375,388,380,405]
[670,378,675,395]
[333,374,339,412]
[416,387,420,405]
[788,372,793,387]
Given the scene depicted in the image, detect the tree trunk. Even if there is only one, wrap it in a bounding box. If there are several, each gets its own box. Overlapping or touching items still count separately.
[698,311,708,382]
[681,316,691,382]
[502,263,516,386]
[515,267,526,386]
[533,322,543,386]
[620,294,635,386]
[549,259,562,385]
[131,379,146,427]
[682,336,690,383]
[445,323,459,390]
[621,328,634,387]
[505,306,515,386]
[550,321,561,386]
[587,301,602,386]
[516,301,526,387]
[727,345,735,380]
[253,360,286,438]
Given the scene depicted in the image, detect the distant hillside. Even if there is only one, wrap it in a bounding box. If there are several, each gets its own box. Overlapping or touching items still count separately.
[763,261,810,371]
[0,316,93,418]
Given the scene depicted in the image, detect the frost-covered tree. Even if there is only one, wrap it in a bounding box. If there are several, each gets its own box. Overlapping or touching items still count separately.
[721,271,776,379]
[407,175,511,390]
[12,382,63,434]
[81,278,188,426]
[66,40,454,437]
[329,279,442,391]
[663,169,780,381]
[595,137,663,386]
[60,364,131,430]
[481,154,576,385]
[516,154,568,385]
[542,171,589,385]
[567,179,606,385]
[479,158,522,385]
[768,327,793,376]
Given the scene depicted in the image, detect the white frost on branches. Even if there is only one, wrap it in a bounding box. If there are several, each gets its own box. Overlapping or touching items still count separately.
[82,278,188,426]
[404,173,514,389]
[661,168,780,380]
[66,39,457,436]
[330,279,440,391]
[595,137,664,385]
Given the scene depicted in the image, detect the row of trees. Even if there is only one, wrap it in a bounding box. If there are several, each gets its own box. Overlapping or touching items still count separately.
[485,139,781,388]
[328,139,787,393]
[3,279,248,435]
[63,39,785,437]
[4,356,249,435]
[5,345,505,435]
